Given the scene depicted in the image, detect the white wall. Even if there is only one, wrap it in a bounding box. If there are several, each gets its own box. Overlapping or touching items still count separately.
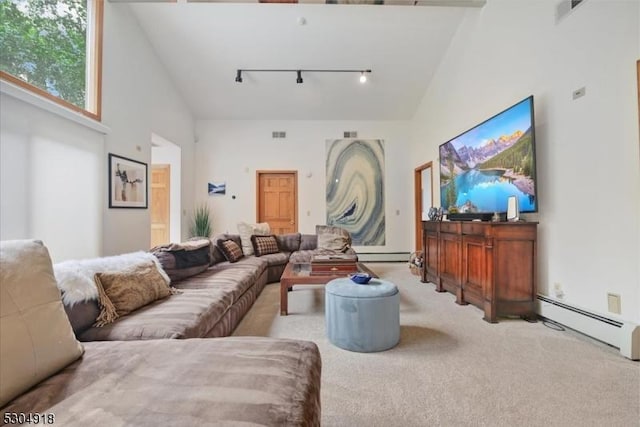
[0,94,104,262]
[410,0,640,323]
[101,2,195,255]
[195,120,412,253]
[0,2,196,260]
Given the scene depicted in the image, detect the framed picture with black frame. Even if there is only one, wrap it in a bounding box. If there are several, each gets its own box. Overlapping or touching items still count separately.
[108,153,148,209]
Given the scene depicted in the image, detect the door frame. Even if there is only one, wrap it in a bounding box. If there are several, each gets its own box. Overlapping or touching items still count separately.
[414,161,433,252]
[256,170,299,232]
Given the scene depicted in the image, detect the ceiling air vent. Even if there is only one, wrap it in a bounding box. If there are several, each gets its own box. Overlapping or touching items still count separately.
[344,131,358,138]
[272,131,286,139]
[556,0,586,23]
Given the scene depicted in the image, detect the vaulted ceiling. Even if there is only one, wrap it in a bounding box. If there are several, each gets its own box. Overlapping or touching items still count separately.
[126,1,483,120]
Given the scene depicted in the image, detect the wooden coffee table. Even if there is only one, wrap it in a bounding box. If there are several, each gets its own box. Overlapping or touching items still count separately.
[280,262,377,315]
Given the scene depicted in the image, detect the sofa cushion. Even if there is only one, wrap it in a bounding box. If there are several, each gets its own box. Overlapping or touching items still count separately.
[63,300,100,336]
[250,234,280,257]
[258,251,290,267]
[299,234,318,250]
[0,240,84,407]
[218,239,244,263]
[79,287,234,341]
[179,257,268,304]
[237,222,270,255]
[275,233,301,252]
[0,338,322,426]
[93,262,175,327]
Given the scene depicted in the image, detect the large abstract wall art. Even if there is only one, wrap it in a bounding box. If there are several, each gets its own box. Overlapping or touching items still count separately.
[326,139,385,246]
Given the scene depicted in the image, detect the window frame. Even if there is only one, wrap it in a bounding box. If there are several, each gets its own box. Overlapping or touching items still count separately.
[0,0,104,121]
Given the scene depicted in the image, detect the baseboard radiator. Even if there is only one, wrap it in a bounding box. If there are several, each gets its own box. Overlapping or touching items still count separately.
[537,295,639,360]
[357,252,410,262]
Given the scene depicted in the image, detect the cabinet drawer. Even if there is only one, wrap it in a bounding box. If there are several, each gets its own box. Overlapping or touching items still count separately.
[440,222,459,234]
[423,221,439,232]
[462,222,486,236]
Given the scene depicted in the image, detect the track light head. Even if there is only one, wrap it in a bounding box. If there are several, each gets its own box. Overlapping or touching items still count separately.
[359,71,367,83]
[235,70,242,83]
[296,70,303,84]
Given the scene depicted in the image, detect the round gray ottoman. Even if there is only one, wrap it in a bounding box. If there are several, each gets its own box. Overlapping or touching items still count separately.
[325,277,399,352]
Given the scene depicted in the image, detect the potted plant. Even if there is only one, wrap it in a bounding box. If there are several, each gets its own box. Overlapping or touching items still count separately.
[190,203,212,238]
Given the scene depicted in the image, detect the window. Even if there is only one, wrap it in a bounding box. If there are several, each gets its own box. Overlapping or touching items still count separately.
[0,0,103,120]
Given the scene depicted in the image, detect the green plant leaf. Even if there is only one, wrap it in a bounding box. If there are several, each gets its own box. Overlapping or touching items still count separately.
[190,203,212,238]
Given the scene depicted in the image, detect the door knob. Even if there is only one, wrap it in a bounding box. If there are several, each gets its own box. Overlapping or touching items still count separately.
[290,221,294,225]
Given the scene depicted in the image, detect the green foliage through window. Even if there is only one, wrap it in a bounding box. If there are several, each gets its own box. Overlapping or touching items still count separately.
[0,0,88,109]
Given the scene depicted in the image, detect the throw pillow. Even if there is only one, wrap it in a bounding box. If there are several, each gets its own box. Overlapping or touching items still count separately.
[0,240,84,407]
[93,262,175,327]
[250,235,280,257]
[217,239,244,263]
[237,222,270,255]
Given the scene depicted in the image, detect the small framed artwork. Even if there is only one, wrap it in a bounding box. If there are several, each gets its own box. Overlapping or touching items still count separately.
[208,181,226,196]
[108,153,148,208]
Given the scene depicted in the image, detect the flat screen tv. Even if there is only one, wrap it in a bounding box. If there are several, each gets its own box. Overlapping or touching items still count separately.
[439,96,537,220]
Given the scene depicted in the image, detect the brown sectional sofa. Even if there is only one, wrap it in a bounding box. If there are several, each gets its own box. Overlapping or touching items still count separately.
[0,239,324,426]
[68,230,356,342]
[1,228,356,424]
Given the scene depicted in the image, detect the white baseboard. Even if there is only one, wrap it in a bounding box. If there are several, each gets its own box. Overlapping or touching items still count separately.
[537,295,639,360]
[358,252,410,262]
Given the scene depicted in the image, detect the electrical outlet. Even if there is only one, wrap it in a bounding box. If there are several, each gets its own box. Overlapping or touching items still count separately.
[607,293,621,314]
[553,282,565,299]
[572,86,586,100]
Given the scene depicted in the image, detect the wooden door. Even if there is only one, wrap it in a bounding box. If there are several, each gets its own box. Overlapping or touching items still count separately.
[256,171,297,234]
[150,165,170,248]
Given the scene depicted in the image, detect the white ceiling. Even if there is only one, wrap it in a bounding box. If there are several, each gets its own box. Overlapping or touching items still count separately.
[127,3,473,120]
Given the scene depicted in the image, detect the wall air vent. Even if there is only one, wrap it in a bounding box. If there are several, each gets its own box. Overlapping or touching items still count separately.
[272,131,286,139]
[556,0,586,23]
[343,131,357,138]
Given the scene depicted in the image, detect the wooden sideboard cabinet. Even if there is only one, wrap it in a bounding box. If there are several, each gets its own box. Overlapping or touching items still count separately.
[421,220,537,323]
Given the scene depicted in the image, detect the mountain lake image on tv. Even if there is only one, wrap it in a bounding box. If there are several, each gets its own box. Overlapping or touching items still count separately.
[439,96,537,218]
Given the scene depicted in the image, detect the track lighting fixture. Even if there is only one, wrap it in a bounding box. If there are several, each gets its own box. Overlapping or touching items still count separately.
[234,69,372,84]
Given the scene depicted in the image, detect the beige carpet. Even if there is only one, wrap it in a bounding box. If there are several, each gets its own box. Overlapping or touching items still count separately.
[233,263,640,426]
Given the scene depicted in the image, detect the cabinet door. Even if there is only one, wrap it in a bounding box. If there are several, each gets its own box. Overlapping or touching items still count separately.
[424,231,439,282]
[439,232,460,293]
[461,235,485,307]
